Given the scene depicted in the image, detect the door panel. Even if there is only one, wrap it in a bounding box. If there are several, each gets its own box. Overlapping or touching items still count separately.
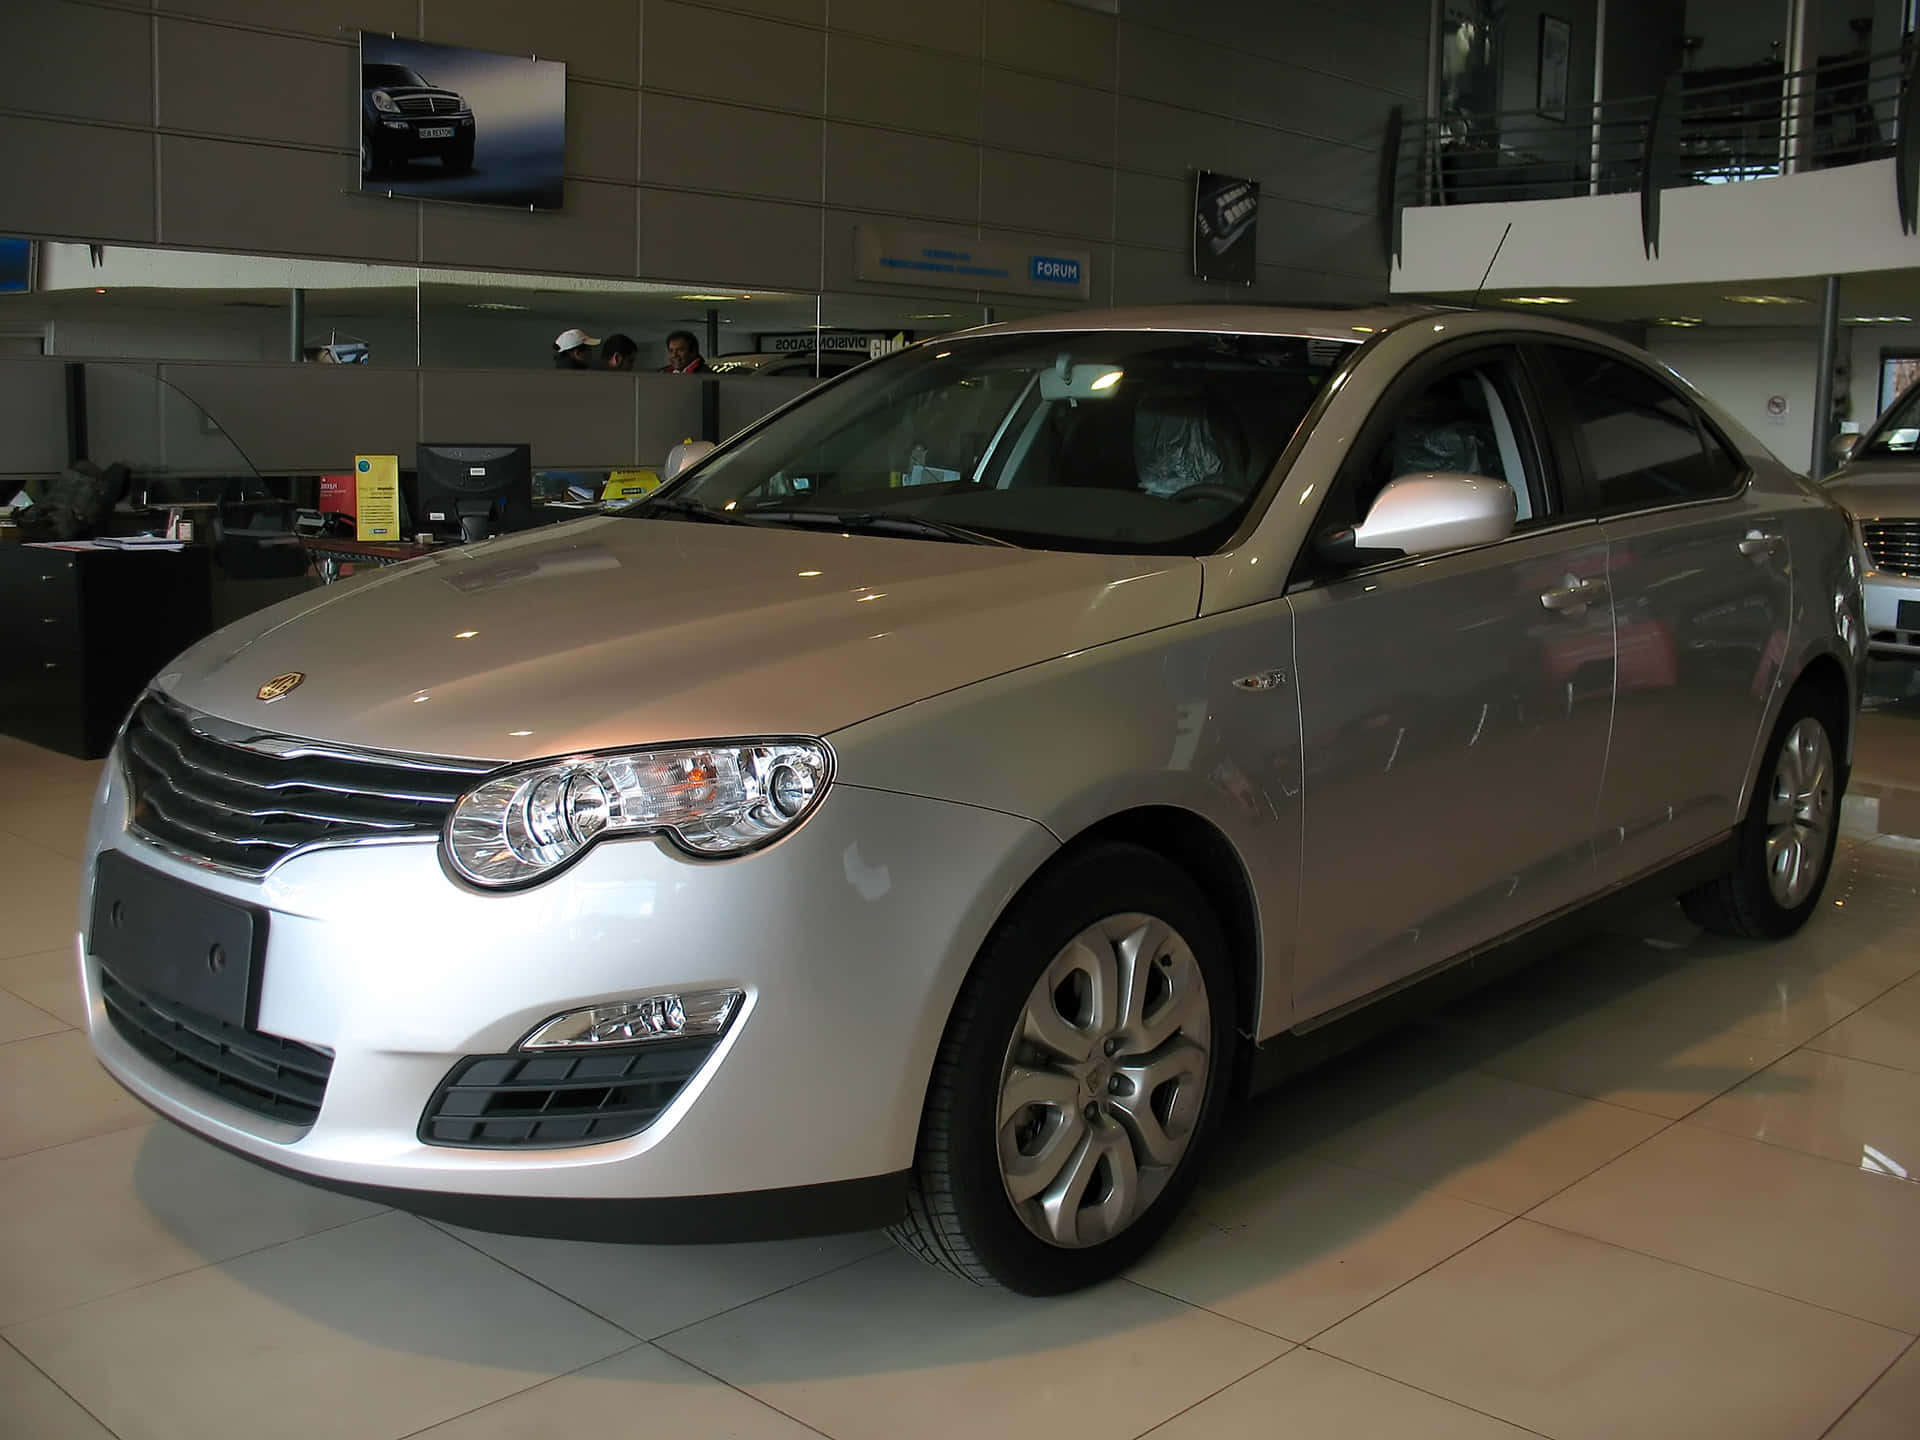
[1290,525,1614,1021]
[1594,501,1792,881]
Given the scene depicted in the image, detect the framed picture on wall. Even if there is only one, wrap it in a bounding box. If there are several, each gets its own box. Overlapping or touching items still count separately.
[1537,15,1572,123]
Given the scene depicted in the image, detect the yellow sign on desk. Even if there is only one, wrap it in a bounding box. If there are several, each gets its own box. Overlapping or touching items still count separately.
[603,468,662,500]
[354,454,401,541]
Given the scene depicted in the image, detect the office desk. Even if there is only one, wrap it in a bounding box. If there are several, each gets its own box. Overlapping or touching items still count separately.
[300,537,439,584]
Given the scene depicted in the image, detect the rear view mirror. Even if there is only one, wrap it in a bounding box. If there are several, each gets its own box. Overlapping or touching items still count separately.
[1038,361,1126,401]
[1350,473,1517,556]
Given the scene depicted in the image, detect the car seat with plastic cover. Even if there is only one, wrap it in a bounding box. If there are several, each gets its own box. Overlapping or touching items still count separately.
[1134,394,1249,497]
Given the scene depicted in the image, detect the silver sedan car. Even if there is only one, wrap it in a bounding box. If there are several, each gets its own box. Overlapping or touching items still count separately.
[79,306,1863,1294]
[1824,386,1920,660]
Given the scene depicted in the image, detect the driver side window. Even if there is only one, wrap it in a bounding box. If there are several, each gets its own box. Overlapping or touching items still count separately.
[1324,350,1547,538]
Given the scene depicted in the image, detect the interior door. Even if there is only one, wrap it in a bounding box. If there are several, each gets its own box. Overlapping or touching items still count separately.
[1535,344,1794,884]
[1289,346,1616,1022]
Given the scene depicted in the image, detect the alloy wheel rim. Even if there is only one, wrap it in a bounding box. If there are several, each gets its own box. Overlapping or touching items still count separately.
[1763,717,1835,910]
[996,912,1211,1249]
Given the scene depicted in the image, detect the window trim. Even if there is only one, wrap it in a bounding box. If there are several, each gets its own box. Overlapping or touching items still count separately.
[1525,338,1753,519]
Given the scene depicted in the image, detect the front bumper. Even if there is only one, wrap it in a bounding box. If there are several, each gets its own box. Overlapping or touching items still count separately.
[370,113,472,152]
[1863,570,1920,658]
[78,755,1055,1237]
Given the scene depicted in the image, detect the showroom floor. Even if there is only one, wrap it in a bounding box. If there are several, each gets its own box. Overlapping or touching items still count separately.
[3,673,1919,1440]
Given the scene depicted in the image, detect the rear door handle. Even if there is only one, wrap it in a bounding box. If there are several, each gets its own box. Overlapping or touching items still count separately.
[1540,575,1606,613]
[1738,531,1784,559]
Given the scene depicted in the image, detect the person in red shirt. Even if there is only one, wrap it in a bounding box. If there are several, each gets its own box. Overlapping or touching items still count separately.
[663,330,708,374]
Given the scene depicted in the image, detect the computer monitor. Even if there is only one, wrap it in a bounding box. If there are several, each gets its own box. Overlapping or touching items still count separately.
[413,443,534,543]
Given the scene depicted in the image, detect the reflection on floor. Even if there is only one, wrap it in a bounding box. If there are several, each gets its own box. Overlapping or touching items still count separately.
[1,666,1918,1440]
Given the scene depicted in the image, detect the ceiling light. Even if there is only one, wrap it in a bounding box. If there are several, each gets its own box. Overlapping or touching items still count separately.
[467,302,528,312]
[796,570,823,578]
[1845,315,1914,324]
[1501,295,1574,305]
[1723,294,1808,305]
[93,287,107,294]
[908,312,954,320]
[679,293,752,302]
[1649,316,1705,327]
[454,630,479,639]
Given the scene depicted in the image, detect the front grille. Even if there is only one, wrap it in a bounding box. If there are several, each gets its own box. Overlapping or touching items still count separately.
[1863,520,1920,576]
[101,967,332,1127]
[395,95,459,115]
[121,695,486,876]
[421,1041,718,1148]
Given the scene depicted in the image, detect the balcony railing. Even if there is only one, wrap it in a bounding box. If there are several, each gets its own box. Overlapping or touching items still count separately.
[1380,44,1920,262]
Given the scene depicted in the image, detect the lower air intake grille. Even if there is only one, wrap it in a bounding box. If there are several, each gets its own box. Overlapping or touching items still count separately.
[121,694,485,876]
[1863,520,1920,577]
[421,1041,718,1148]
[100,968,332,1128]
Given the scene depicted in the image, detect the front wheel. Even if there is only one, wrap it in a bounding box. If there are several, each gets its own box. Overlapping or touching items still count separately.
[1681,687,1845,938]
[446,135,475,174]
[889,844,1235,1293]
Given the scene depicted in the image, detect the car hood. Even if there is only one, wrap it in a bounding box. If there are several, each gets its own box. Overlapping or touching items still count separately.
[1824,459,1920,517]
[156,517,1202,763]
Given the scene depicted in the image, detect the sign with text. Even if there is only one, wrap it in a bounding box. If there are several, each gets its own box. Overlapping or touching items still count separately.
[754,331,893,354]
[1193,171,1259,285]
[854,227,1092,300]
[353,454,401,541]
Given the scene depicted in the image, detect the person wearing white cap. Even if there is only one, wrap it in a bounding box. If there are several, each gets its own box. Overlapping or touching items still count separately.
[553,327,598,370]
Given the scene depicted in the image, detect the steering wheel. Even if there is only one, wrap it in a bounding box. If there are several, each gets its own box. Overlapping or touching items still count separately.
[1169,483,1245,505]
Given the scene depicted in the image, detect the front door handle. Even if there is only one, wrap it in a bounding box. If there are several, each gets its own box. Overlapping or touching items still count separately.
[1540,575,1606,613]
[1738,531,1784,559]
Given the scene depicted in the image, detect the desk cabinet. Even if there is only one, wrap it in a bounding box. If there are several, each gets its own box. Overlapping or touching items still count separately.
[0,545,214,759]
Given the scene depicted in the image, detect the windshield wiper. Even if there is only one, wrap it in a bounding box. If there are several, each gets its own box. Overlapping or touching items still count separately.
[741,508,1012,546]
[636,497,755,526]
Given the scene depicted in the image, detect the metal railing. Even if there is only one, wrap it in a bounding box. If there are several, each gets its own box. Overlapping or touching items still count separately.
[1380,44,1920,262]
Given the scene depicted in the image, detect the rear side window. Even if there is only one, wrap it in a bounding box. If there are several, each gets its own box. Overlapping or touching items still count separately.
[1542,347,1743,511]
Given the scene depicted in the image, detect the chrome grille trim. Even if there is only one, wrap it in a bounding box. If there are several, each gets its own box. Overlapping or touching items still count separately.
[1863,520,1920,577]
[121,694,494,878]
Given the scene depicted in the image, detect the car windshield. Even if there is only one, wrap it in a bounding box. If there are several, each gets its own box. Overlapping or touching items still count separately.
[1858,381,1920,458]
[635,330,1353,553]
[364,64,429,88]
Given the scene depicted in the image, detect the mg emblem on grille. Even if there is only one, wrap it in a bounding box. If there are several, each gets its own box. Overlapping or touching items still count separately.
[256,672,306,702]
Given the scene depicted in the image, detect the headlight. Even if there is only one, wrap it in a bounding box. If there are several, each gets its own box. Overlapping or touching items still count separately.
[370,89,399,113]
[446,740,831,887]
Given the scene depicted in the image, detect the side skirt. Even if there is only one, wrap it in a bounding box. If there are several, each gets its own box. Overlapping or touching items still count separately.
[1245,836,1736,1096]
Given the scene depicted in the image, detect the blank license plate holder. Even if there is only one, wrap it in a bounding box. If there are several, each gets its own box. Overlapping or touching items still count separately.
[90,850,264,1027]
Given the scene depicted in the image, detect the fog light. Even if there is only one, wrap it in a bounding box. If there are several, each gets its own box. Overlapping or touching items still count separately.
[384,120,408,129]
[520,988,743,1049]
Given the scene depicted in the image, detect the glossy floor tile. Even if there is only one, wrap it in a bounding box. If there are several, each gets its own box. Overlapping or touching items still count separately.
[1531,1122,1920,1332]
[5,1213,634,1440]
[1688,1046,1920,1177]
[657,1248,1285,1440]
[1315,1220,1910,1440]
[0,687,1916,1439]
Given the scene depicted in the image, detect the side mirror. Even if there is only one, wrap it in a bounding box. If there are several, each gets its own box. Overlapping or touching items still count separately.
[1350,473,1517,556]
[663,439,716,480]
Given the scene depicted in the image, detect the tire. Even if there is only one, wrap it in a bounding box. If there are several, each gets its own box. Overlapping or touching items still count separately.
[889,843,1236,1294]
[1681,685,1845,939]
[360,133,376,179]
[446,136,474,174]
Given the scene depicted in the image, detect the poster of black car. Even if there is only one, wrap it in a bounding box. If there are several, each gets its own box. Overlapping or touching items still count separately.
[360,34,565,210]
[1192,172,1259,285]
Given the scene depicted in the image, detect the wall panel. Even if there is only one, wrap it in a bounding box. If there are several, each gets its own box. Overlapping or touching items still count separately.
[158,21,352,151]
[0,117,157,244]
[641,95,822,204]
[4,0,153,128]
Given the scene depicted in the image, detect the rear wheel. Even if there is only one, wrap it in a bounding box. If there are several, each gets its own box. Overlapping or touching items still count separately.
[1681,686,1844,938]
[889,844,1235,1293]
